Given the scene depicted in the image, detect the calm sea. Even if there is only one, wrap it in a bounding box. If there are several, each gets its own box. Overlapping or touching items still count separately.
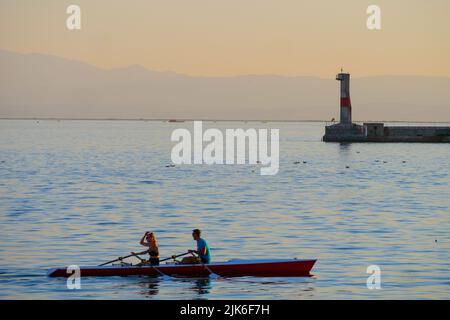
[0,120,448,299]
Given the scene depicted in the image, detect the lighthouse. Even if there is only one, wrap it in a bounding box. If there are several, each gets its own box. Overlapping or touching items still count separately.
[336,72,352,124]
[324,70,450,142]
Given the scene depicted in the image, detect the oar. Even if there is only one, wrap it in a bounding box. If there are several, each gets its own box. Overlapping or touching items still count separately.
[99,253,137,266]
[99,251,192,266]
[132,252,149,264]
[159,252,191,263]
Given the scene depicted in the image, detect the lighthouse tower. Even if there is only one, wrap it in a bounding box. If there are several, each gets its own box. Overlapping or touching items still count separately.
[336,72,352,124]
[323,71,365,141]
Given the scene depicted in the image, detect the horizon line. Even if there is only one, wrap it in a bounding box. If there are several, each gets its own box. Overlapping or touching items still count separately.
[1,117,450,124]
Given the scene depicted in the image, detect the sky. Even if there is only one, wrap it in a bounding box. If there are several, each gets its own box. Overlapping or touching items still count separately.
[1,0,450,77]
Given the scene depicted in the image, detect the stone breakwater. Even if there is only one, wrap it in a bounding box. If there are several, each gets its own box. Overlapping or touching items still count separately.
[323,123,450,142]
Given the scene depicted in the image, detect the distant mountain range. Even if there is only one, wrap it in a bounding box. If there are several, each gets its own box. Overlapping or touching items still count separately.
[1,50,449,122]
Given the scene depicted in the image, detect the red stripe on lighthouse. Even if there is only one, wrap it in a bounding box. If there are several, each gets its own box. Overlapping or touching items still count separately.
[340,97,351,107]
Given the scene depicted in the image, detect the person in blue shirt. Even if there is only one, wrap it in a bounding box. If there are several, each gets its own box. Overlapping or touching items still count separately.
[188,229,211,264]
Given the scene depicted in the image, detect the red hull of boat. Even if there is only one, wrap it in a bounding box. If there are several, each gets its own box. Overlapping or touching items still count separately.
[47,259,316,278]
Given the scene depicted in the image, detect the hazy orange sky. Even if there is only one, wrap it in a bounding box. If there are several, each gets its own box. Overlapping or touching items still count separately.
[1,0,450,77]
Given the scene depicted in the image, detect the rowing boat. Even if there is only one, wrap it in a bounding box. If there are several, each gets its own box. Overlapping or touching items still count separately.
[47,259,316,278]
[48,259,316,278]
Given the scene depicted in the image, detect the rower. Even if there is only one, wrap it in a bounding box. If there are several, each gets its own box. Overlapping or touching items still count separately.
[188,229,211,264]
[132,231,160,265]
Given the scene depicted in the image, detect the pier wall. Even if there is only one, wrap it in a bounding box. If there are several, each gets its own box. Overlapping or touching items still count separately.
[323,124,450,142]
[383,126,450,138]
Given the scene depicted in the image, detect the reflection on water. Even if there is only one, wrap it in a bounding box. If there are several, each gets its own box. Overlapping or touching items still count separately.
[192,278,211,296]
[0,120,449,299]
[136,276,213,298]
[137,277,160,297]
[338,142,352,151]
[112,274,316,299]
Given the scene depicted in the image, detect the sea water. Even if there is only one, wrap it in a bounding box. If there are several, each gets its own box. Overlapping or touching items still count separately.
[0,120,448,299]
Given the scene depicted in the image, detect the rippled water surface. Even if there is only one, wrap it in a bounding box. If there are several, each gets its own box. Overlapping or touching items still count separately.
[0,120,448,299]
